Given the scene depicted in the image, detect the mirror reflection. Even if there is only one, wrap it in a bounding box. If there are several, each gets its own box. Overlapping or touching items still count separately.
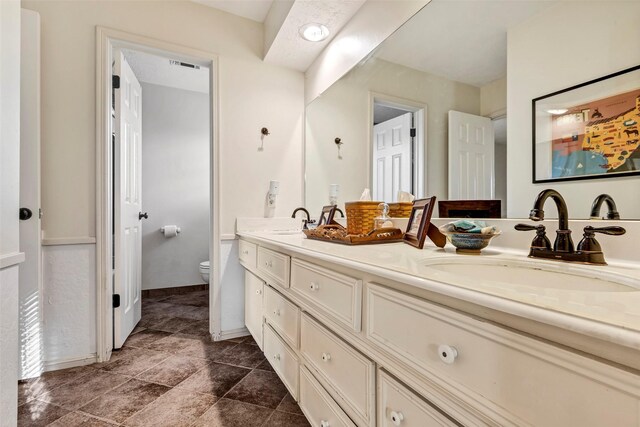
[305,0,640,220]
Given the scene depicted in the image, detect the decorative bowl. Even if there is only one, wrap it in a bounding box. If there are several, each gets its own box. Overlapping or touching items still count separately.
[441,231,500,254]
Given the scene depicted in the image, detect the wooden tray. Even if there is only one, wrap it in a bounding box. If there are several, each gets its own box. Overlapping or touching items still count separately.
[303,224,404,245]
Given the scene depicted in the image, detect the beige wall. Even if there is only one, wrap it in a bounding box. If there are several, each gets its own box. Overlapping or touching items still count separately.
[480,77,506,118]
[23,0,305,239]
[305,58,480,215]
[507,1,640,219]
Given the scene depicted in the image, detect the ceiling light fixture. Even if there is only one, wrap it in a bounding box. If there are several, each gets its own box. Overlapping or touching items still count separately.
[300,23,329,42]
[547,109,568,115]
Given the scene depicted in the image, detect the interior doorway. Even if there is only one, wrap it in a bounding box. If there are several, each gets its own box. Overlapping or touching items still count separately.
[370,95,426,202]
[111,48,212,349]
[96,28,220,362]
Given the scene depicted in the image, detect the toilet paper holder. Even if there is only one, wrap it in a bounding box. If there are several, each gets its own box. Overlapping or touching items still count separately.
[160,226,181,235]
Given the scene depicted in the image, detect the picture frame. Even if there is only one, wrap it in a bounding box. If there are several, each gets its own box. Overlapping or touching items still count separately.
[403,196,436,249]
[317,205,337,226]
[532,64,640,183]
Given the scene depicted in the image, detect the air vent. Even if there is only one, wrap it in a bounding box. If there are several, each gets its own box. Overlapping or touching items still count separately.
[169,60,200,70]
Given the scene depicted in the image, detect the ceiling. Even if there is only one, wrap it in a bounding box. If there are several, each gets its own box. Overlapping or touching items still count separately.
[123,49,209,94]
[263,0,365,71]
[192,0,365,71]
[192,0,274,22]
[376,0,557,87]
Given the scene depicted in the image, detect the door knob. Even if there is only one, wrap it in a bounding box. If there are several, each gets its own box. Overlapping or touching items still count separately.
[138,212,149,220]
[19,207,33,221]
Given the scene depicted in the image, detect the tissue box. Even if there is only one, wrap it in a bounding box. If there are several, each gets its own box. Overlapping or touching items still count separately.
[345,201,382,235]
[388,202,413,218]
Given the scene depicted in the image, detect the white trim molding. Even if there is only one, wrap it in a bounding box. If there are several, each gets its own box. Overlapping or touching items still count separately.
[96,26,221,363]
[216,326,250,341]
[0,252,25,269]
[42,237,97,246]
[43,354,97,373]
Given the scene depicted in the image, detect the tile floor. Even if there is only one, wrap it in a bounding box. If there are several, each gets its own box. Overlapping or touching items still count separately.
[18,289,310,427]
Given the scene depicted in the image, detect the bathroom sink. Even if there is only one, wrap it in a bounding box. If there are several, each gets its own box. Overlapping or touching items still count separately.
[427,261,639,292]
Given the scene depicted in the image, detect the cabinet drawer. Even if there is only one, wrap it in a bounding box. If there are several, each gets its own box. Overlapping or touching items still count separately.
[264,323,299,400]
[257,247,290,289]
[300,313,374,427]
[366,283,640,427]
[378,370,457,427]
[291,259,362,332]
[244,271,263,350]
[300,366,356,427]
[264,285,300,349]
[239,240,257,270]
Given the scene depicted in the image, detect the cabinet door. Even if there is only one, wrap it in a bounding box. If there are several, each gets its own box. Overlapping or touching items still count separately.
[244,271,264,349]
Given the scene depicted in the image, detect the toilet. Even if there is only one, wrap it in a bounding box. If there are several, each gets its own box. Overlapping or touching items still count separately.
[199,261,210,284]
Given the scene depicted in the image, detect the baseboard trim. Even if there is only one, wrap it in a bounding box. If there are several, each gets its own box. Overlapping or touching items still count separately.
[216,327,249,341]
[44,354,97,372]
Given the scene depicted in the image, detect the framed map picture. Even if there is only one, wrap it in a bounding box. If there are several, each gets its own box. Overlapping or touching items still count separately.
[533,65,640,183]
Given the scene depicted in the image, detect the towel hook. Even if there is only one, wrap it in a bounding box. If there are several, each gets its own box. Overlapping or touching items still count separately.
[335,137,343,159]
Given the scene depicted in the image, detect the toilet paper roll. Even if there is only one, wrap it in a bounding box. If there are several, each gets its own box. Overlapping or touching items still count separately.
[161,225,179,237]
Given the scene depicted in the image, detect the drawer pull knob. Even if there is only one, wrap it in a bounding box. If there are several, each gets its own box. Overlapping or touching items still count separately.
[273,353,280,361]
[309,282,319,291]
[255,289,262,295]
[438,344,458,364]
[273,309,280,316]
[390,411,404,426]
[321,352,331,362]
[320,421,330,427]
[264,260,273,268]
[242,250,249,255]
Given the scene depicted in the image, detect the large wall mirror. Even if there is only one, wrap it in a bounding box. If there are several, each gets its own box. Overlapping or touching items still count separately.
[305,0,640,220]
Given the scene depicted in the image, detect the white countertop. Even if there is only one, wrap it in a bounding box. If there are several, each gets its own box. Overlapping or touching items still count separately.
[238,231,640,352]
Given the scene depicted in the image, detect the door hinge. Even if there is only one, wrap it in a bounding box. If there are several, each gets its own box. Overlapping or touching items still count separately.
[410,128,417,138]
[112,75,120,89]
[113,294,121,308]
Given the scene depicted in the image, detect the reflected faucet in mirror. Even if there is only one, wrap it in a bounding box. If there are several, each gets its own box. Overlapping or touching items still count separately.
[291,207,314,229]
[590,194,620,220]
[516,189,625,265]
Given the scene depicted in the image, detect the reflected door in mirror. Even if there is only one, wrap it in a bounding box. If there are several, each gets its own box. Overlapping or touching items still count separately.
[373,112,412,202]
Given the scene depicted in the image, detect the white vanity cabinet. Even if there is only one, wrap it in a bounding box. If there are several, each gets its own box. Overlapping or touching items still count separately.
[244,271,264,350]
[238,237,640,427]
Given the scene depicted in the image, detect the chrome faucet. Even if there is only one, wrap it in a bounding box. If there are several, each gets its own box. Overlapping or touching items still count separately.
[515,189,625,265]
[590,194,620,220]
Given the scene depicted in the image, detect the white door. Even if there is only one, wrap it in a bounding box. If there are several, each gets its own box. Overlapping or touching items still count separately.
[448,111,495,200]
[372,112,412,202]
[113,50,143,348]
[19,8,43,379]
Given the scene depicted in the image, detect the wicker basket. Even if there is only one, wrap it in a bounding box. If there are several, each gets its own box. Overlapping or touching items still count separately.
[388,202,413,218]
[344,201,383,235]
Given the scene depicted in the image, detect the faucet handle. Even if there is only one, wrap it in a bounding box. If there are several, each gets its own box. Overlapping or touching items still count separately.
[584,225,626,236]
[515,223,552,250]
[578,226,626,253]
[515,223,541,232]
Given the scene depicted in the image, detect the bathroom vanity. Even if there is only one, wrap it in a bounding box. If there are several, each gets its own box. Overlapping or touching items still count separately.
[237,229,640,427]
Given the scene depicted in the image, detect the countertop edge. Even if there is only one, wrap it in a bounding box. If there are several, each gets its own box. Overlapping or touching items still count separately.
[237,232,640,353]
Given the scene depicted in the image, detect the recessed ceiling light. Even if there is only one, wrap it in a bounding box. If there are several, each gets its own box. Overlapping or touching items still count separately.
[300,23,329,42]
[547,109,568,115]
